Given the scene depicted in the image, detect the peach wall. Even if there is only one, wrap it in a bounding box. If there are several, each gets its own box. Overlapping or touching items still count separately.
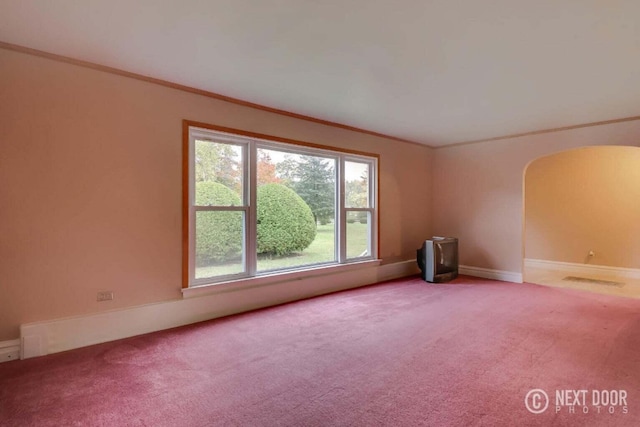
[525,146,640,268]
[0,47,432,341]
[432,122,640,274]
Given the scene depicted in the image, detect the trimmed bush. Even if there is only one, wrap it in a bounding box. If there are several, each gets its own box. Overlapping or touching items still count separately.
[195,182,242,264]
[257,183,316,256]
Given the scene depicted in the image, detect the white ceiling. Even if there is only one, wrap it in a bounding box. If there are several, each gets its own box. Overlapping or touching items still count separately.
[1,1,640,147]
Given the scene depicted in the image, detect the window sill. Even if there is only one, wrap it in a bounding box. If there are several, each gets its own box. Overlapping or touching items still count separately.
[181,259,382,299]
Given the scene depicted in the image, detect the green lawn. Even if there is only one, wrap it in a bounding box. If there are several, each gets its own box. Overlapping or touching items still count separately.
[196,222,369,279]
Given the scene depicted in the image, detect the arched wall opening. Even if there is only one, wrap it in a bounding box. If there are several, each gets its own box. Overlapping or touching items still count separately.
[522,145,640,297]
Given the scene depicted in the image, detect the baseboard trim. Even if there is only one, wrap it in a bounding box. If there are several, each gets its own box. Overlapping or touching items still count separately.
[20,260,418,359]
[524,258,640,280]
[459,265,523,283]
[0,339,21,363]
[377,259,421,282]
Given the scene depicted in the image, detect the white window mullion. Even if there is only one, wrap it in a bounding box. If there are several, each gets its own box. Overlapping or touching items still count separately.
[334,155,340,263]
[188,133,197,287]
[341,207,370,212]
[338,156,347,263]
[247,141,257,276]
[371,158,378,260]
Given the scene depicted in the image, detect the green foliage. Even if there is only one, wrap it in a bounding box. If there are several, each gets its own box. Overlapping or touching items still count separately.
[257,150,281,186]
[345,167,369,208]
[346,211,368,225]
[275,156,299,187]
[257,183,317,256]
[195,182,243,263]
[194,140,241,192]
[276,155,335,224]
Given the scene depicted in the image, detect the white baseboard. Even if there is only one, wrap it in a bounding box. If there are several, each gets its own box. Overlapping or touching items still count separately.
[524,258,640,280]
[376,259,421,282]
[459,265,523,283]
[20,260,418,359]
[0,339,21,363]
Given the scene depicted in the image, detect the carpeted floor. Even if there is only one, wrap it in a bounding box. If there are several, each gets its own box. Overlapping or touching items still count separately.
[1,275,639,426]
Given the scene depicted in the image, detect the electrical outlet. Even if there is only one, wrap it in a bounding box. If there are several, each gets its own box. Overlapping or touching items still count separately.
[97,291,114,302]
[0,348,20,363]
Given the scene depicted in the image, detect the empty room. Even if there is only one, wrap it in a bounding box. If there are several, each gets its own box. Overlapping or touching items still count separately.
[1,1,640,426]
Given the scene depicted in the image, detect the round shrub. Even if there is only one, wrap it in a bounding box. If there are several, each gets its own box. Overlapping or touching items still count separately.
[257,183,316,256]
[195,182,242,264]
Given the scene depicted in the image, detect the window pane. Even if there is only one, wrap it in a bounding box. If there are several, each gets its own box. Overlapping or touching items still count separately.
[345,161,370,208]
[256,148,336,272]
[346,211,370,259]
[194,140,243,205]
[195,211,245,280]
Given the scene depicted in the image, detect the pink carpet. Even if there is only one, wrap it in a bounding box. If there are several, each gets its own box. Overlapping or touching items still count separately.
[1,275,640,426]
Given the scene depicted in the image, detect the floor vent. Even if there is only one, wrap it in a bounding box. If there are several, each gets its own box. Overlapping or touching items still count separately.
[562,276,625,287]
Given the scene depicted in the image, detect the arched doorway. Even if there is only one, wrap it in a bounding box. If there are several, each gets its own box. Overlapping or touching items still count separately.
[522,146,640,298]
